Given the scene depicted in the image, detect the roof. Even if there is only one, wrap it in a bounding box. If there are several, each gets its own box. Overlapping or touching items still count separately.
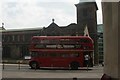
[47,22,59,29]
[32,36,92,39]
[0,27,5,30]
[2,27,42,32]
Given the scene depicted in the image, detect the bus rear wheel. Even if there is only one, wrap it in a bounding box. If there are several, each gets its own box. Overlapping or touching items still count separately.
[70,62,79,70]
[29,61,39,69]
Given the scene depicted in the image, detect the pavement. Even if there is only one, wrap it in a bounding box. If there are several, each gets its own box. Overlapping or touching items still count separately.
[1,63,104,80]
[2,60,29,64]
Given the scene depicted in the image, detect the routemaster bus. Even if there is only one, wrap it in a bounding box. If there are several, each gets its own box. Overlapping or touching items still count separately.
[29,36,94,70]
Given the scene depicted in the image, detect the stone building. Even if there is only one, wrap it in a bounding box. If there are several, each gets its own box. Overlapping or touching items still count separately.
[2,1,99,64]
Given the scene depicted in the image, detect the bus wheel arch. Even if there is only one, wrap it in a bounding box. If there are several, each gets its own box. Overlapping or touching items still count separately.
[29,61,39,69]
[70,61,80,70]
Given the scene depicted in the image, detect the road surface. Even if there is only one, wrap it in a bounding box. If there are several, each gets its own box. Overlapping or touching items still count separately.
[1,63,103,79]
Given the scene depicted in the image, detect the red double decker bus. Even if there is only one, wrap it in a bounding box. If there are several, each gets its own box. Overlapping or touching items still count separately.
[29,36,94,69]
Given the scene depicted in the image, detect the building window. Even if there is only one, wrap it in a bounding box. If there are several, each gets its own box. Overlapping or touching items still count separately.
[18,35,20,42]
[2,35,5,42]
[22,35,25,42]
[12,35,15,41]
[7,36,10,42]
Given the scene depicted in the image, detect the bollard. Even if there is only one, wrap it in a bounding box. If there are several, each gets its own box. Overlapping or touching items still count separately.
[87,64,88,71]
[2,61,4,70]
[18,61,20,70]
[2,60,7,70]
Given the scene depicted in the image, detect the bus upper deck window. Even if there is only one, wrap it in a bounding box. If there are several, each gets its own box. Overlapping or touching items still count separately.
[80,38,91,43]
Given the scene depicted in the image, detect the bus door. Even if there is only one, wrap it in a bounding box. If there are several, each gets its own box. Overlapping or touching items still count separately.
[38,52,52,67]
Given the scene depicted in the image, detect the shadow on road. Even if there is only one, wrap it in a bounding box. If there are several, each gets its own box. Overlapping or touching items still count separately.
[30,67,92,71]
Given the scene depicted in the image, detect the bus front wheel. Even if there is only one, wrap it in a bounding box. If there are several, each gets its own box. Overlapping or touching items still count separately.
[70,62,79,70]
[29,61,39,69]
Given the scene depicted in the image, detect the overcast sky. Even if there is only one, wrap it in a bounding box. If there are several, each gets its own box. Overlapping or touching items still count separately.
[1,0,102,29]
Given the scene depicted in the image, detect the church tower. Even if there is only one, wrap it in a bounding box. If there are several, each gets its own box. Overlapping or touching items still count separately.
[75,0,99,64]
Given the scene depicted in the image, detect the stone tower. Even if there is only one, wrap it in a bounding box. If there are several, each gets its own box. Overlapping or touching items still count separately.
[75,0,99,64]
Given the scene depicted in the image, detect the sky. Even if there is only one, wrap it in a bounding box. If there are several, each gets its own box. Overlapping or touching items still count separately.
[1,0,102,29]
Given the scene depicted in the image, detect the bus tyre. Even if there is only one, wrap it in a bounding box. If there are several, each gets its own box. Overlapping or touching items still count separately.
[30,61,39,69]
[70,62,79,70]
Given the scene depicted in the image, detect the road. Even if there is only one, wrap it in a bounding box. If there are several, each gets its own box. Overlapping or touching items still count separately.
[1,63,103,79]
